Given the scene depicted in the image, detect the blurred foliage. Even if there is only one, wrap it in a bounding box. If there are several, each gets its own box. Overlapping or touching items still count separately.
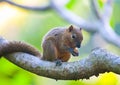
[0,0,120,85]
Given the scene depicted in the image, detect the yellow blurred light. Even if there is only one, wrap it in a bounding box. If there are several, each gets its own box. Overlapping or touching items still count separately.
[97,72,118,85]
[0,3,28,35]
[0,5,19,28]
[0,3,28,39]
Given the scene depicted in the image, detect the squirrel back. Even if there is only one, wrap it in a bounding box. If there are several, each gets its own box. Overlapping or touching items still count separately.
[0,41,41,58]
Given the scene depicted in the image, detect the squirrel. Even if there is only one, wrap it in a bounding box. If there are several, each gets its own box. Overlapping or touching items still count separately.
[0,25,83,66]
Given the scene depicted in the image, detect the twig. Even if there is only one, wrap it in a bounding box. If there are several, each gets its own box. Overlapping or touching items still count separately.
[50,0,97,32]
[95,0,120,47]
[4,0,50,11]
[50,0,120,48]
[98,23,120,47]
[90,0,102,20]
[102,0,113,22]
[0,37,120,80]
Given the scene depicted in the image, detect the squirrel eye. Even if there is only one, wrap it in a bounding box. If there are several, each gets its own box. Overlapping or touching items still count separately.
[71,34,76,39]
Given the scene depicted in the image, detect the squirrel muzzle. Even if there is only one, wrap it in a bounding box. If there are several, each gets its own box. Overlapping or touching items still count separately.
[76,42,81,48]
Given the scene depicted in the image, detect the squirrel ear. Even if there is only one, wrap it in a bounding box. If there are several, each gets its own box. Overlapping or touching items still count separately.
[68,25,73,32]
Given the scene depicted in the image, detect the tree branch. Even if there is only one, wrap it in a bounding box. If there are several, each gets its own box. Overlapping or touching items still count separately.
[50,0,120,48]
[90,0,102,20]
[98,23,120,47]
[50,0,97,32]
[3,0,50,11]
[102,0,113,22]
[0,37,120,80]
[95,0,120,47]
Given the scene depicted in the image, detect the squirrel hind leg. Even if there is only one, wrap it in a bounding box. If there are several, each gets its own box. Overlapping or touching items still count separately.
[42,40,58,61]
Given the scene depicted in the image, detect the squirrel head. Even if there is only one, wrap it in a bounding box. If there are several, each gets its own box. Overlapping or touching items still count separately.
[63,25,83,48]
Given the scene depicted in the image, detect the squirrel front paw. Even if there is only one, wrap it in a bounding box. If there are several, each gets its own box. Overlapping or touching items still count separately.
[68,48,79,56]
[54,59,62,66]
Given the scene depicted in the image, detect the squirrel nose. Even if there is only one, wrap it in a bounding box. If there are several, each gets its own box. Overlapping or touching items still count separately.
[76,43,81,48]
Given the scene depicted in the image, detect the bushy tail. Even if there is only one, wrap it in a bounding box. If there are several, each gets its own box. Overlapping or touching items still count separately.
[0,41,41,58]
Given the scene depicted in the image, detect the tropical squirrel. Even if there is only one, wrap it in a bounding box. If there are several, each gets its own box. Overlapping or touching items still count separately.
[0,25,83,66]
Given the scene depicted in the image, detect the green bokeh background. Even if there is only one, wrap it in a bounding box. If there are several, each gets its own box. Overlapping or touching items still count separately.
[0,0,120,85]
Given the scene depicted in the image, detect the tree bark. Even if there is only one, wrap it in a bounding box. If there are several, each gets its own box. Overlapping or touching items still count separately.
[0,37,120,80]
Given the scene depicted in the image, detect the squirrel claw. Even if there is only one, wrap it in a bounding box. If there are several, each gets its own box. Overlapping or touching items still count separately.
[54,59,62,66]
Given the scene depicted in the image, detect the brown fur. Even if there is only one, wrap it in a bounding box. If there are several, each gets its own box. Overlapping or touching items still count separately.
[42,25,83,62]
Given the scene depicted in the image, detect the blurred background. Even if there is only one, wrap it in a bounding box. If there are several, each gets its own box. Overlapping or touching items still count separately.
[0,0,120,85]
